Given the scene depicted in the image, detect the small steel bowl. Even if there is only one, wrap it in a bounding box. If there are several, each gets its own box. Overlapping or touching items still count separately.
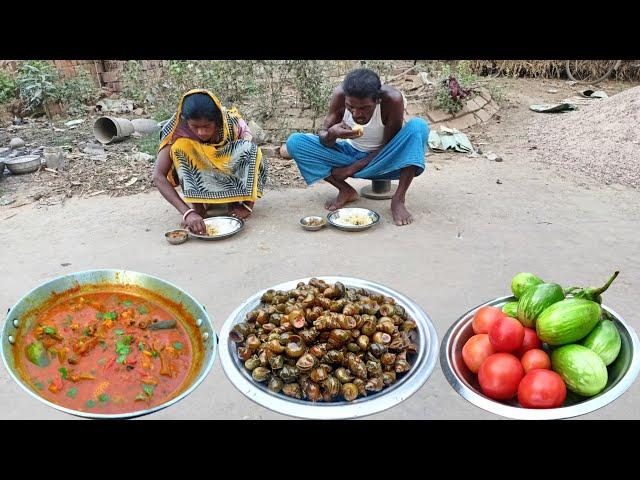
[5,154,42,174]
[165,229,189,245]
[219,276,439,419]
[300,215,327,231]
[327,207,380,232]
[440,296,640,419]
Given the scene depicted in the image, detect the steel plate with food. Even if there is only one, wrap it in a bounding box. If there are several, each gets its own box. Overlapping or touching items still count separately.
[1,270,217,419]
[219,276,438,419]
[188,216,245,240]
[327,208,380,232]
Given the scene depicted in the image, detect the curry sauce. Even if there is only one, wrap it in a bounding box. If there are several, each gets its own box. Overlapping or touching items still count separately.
[16,291,195,414]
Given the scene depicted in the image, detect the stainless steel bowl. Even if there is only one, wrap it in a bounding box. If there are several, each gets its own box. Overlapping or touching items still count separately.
[165,229,189,245]
[189,216,245,240]
[0,147,9,173]
[327,208,380,232]
[219,276,439,419]
[5,155,41,174]
[440,296,640,419]
[300,215,327,231]
[1,269,217,419]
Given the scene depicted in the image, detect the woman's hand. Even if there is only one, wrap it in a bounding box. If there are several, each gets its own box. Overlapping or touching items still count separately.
[182,211,206,235]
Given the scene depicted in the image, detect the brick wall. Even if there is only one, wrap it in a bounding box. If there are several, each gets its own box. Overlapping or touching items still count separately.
[99,60,169,93]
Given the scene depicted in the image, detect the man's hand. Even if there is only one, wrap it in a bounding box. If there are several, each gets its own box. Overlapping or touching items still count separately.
[328,122,363,140]
[331,147,381,181]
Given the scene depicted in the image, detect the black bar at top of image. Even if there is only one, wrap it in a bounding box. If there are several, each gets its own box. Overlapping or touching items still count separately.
[3,17,638,60]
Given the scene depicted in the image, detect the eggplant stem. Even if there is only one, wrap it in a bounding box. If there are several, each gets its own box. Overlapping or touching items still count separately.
[593,271,619,296]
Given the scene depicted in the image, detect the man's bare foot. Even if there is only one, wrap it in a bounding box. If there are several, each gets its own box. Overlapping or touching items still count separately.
[391,197,414,226]
[228,202,252,220]
[325,184,358,210]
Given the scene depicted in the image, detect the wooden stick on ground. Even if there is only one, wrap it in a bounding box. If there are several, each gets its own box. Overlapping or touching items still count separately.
[386,65,420,83]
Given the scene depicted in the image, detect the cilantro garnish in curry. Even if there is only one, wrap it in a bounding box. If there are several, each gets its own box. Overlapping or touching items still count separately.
[17,293,192,414]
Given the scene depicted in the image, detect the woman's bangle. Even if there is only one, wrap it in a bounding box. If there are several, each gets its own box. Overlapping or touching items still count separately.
[182,208,196,221]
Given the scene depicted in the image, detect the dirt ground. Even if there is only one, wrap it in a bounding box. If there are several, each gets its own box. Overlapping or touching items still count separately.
[1,77,639,419]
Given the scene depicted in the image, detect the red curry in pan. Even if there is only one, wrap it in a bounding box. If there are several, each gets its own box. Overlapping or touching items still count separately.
[15,286,201,414]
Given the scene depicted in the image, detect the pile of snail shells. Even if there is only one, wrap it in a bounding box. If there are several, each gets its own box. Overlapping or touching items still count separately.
[230,278,419,402]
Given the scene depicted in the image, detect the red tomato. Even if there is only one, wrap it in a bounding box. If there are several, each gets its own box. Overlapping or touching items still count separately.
[472,306,504,334]
[518,369,566,408]
[520,349,551,373]
[478,353,524,400]
[462,334,495,373]
[516,327,542,357]
[489,316,525,352]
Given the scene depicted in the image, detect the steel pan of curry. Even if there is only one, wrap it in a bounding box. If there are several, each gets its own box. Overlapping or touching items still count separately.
[1,270,217,419]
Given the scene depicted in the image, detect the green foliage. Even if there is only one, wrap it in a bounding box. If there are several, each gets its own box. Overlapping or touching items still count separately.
[488,84,505,106]
[13,61,99,117]
[422,61,479,114]
[16,60,58,113]
[54,70,99,116]
[288,61,332,117]
[120,60,335,126]
[136,134,159,157]
[448,60,478,86]
[435,87,464,114]
[0,71,17,104]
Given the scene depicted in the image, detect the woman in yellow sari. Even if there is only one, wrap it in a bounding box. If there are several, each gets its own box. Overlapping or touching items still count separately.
[152,89,267,234]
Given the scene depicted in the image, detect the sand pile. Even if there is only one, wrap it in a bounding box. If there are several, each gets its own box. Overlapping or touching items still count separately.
[526,86,640,188]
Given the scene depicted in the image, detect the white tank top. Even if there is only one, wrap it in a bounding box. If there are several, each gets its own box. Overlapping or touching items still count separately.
[342,103,384,152]
[342,93,407,152]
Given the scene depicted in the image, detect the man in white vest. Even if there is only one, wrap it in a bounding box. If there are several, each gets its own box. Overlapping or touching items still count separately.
[286,68,429,226]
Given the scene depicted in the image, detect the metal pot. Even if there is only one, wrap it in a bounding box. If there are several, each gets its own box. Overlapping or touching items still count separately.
[219,276,439,419]
[440,296,640,419]
[4,155,41,174]
[1,269,217,419]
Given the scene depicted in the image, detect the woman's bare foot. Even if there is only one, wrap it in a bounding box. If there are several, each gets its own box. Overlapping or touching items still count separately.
[391,197,413,226]
[228,202,253,220]
[325,184,358,210]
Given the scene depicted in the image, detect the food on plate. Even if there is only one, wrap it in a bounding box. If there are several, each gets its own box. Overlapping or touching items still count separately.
[205,224,219,236]
[337,214,373,227]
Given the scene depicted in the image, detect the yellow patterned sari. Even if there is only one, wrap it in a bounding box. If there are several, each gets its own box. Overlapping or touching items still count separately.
[158,89,267,204]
